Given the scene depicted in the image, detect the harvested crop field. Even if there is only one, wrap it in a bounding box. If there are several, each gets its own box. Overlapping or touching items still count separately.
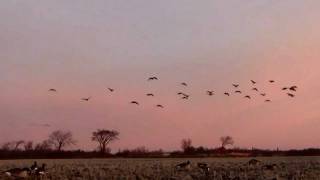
[1,156,320,179]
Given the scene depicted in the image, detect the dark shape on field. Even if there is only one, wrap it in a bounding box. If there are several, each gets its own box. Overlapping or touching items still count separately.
[146,93,154,97]
[287,93,295,97]
[131,101,139,105]
[48,130,76,151]
[92,129,119,154]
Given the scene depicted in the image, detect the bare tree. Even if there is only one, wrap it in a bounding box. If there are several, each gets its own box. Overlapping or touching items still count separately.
[1,142,14,151]
[35,140,52,151]
[13,140,25,151]
[48,130,76,151]
[1,140,25,151]
[24,141,34,151]
[220,136,234,148]
[181,138,192,152]
[92,129,119,154]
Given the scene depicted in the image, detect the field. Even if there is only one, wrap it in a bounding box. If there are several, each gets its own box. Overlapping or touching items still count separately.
[1,156,320,179]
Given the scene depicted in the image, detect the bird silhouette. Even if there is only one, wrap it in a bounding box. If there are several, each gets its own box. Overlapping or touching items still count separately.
[252,88,259,91]
[107,88,114,92]
[207,91,214,96]
[49,89,57,92]
[146,93,154,97]
[232,84,239,88]
[130,101,139,105]
[289,86,297,91]
[282,87,288,90]
[81,97,91,101]
[269,80,275,83]
[265,99,271,102]
[148,77,158,81]
[224,92,230,96]
[287,93,295,97]
[244,95,251,99]
[235,90,242,94]
[182,95,189,99]
[251,80,257,84]
[156,104,164,108]
[260,93,266,96]
[181,82,188,86]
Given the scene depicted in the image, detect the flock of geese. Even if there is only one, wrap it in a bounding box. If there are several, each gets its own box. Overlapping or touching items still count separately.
[2,161,46,179]
[48,77,298,109]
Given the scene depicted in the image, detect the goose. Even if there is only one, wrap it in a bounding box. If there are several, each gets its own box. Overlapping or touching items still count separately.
[146,93,154,97]
[30,161,38,172]
[287,93,295,97]
[265,99,271,102]
[130,101,139,105]
[232,84,239,88]
[269,80,275,83]
[282,87,288,90]
[107,88,114,92]
[175,161,191,171]
[289,86,297,91]
[197,162,210,173]
[49,89,57,92]
[206,91,214,96]
[260,93,266,96]
[81,97,91,101]
[35,163,46,176]
[235,90,242,94]
[252,88,259,91]
[3,167,31,178]
[156,104,164,108]
[251,80,257,84]
[224,92,230,96]
[181,82,188,86]
[248,159,261,166]
[244,95,251,99]
[148,77,158,81]
[182,95,189,99]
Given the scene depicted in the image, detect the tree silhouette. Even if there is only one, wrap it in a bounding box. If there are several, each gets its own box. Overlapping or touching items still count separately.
[92,129,119,154]
[181,138,195,153]
[48,130,76,151]
[24,141,34,151]
[220,136,234,148]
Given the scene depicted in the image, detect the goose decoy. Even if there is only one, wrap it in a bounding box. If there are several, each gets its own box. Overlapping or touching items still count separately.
[181,82,188,86]
[30,161,38,172]
[3,168,31,178]
[49,89,57,92]
[248,159,261,166]
[156,104,164,108]
[148,77,158,81]
[252,88,259,91]
[224,92,230,96]
[107,88,114,92]
[260,93,266,96]
[287,93,295,97]
[289,86,297,91]
[130,101,139,105]
[206,91,214,96]
[232,84,239,88]
[244,95,251,99]
[269,80,275,83]
[235,90,242,94]
[81,97,91,101]
[251,80,257,84]
[175,161,191,171]
[197,162,210,174]
[35,163,46,176]
[146,93,154,97]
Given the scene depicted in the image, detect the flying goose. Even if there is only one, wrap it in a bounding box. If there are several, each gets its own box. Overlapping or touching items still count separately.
[206,91,214,96]
[49,89,57,92]
[287,93,295,97]
[181,82,188,86]
[282,87,288,90]
[107,88,114,92]
[289,86,297,91]
[265,99,271,102]
[156,104,164,108]
[269,80,275,83]
[146,93,154,97]
[81,97,91,101]
[244,95,251,99]
[260,93,266,96]
[148,77,158,81]
[232,84,239,88]
[130,101,139,105]
[252,88,259,91]
[235,90,242,94]
[224,92,230,96]
[182,95,189,99]
[251,80,257,84]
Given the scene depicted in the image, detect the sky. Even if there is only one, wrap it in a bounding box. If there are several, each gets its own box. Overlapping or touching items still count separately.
[1,0,320,151]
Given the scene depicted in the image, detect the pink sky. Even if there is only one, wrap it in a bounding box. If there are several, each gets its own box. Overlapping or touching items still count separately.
[1,0,320,151]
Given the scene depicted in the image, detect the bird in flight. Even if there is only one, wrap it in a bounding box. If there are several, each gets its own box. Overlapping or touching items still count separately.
[235,90,242,94]
[252,88,259,91]
[207,91,214,96]
[156,104,164,108]
[177,92,185,96]
[244,95,251,99]
[287,93,295,97]
[282,87,288,90]
[269,80,275,83]
[260,93,266,96]
[182,95,189,99]
[146,93,154,97]
[181,82,188,86]
[289,86,297,91]
[81,97,91,101]
[107,88,114,92]
[251,80,257,84]
[130,101,139,105]
[148,77,158,81]
[232,84,239,88]
[224,92,230,96]
[49,89,57,92]
[265,99,271,102]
